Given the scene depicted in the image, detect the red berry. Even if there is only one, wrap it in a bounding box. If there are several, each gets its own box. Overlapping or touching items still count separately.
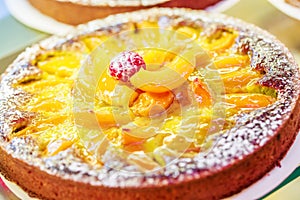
[109,51,146,82]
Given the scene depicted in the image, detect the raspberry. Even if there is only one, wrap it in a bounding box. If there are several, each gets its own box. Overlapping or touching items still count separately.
[109,51,146,82]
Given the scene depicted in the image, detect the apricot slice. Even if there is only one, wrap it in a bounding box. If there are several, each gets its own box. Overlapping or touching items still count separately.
[96,84,138,128]
[123,132,145,146]
[167,55,195,79]
[81,35,108,51]
[201,31,237,52]
[37,115,69,127]
[94,107,118,128]
[96,70,119,105]
[221,68,262,93]
[143,134,168,153]
[29,100,65,113]
[176,26,199,40]
[137,49,175,70]
[225,93,275,109]
[191,78,212,107]
[94,106,134,128]
[214,54,250,69]
[130,91,174,117]
[21,77,72,91]
[130,56,194,93]
[37,52,82,77]
[136,21,158,29]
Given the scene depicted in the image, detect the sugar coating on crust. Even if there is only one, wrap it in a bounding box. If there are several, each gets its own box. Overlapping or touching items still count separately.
[0,8,299,188]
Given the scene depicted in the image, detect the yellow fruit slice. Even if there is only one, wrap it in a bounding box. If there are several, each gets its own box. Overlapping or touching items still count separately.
[191,78,212,107]
[137,49,175,70]
[201,30,237,52]
[214,54,250,69]
[28,100,65,113]
[37,52,82,77]
[21,76,72,91]
[94,106,118,128]
[143,133,168,153]
[130,91,174,117]
[96,70,119,105]
[130,55,194,93]
[81,35,108,51]
[37,115,69,127]
[136,21,159,29]
[167,55,195,79]
[225,93,275,109]
[176,26,200,40]
[221,68,262,93]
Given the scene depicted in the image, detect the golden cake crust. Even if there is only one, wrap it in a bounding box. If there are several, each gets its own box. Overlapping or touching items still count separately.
[0,8,300,200]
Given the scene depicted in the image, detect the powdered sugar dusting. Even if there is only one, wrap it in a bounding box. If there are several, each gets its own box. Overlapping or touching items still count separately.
[0,8,299,189]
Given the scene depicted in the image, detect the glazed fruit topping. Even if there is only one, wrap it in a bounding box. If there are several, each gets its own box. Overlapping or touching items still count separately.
[109,51,146,82]
[14,20,278,164]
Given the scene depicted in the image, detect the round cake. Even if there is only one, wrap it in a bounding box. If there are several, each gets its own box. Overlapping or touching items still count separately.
[27,0,223,25]
[0,8,299,200]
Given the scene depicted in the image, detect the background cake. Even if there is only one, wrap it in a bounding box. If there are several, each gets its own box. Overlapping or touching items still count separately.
[28,0,224,25]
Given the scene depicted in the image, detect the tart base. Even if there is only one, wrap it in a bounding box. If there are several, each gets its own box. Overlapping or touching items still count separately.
[0,96,299,200]
[0,7,299,200]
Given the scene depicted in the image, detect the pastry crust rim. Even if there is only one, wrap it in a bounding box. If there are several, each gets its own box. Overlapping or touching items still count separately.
[0,7,299,199]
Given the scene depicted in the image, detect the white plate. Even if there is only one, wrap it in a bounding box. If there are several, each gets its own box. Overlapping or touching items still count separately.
[5,0,240,35]
[230,131,300,200]
[1,131,300,200]
[268,0,300,21]
[4,0,74,35]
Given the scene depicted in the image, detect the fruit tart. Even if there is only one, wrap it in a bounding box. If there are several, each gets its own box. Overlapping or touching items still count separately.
[27,0,223,25]
[0,8,299,200]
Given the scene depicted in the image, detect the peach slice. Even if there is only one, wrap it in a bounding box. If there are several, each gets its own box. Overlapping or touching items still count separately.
[136,48,175,70]
[167,55,195,79]
[130,91,174,117]
[96,79,138,128]
[96,70,120,105]
[214,54,250,69]
[143,133,168,153]
[191,78,212,107]
[224,93,275,116]
[130,55,194,93]
[123,131,146,146]
[37,52,83,77]
[81,35,108,51]
[136,21,159,29]
[28,100,65,113]
[175,26,200,40]
[97,70,139,107]
[20,77,72,91]
[221,68,262,93]
[200,31,237,52]
[94,107,118,128]
[225,93,276,109]
[94,105,135,128]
